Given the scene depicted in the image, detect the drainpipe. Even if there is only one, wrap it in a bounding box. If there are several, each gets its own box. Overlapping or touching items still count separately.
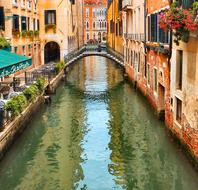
[144,0,147,55]
[168,0,173,68]
[82,0,85,45]
[76,1,80,49]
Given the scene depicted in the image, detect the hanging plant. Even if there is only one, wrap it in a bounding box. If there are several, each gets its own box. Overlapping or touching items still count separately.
[159,2,198,45]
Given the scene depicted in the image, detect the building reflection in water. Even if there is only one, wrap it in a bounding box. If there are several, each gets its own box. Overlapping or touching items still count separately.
[0,56,198,190]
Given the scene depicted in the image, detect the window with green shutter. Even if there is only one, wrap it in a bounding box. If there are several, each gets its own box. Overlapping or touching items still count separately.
[0,7,5,30]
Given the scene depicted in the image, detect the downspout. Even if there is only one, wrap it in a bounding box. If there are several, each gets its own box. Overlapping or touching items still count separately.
[82,0,85,45]
[144,0,147,54]
[168,0,173,68]
[76,1,80,49]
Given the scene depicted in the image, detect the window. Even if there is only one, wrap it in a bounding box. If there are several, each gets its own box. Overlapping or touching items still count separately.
[131,51,133,66]
[178,0,195,9]
[27,0,31,9]
[144,57,147,77]
[176,98,182,124]
[86,22,89,29]
[0,7,5,30]
[93,22,95,28]
[22,45,26,55]
[118,0,122,11]
[151,14,157,42]
[13,14,19,30]
[158,12,169,43]
[45,10,56,25]
[116,23,118,36]
[154,68,158,92]
[86,8,89,17]
[102,22,104,28]
[128,49,130,63]
[13,0,18,6]
[27,17,30,30]
[87,33,89,40]
[176,50,183,90]
[34,2,37,12]
[21,0,25,7]
[148,13,169,43]
[14,46,17,53]
[93,10,95,17]
[138,53,140,73]
[37,19,40,30]
[126,48,128,62]
[110,19,114,33]
[21,16,27,31]
[33,18,36,31]
[119,21,122,36]
[147,64,150,84]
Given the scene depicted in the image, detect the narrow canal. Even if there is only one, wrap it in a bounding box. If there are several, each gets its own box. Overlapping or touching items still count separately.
[0,56,198,190]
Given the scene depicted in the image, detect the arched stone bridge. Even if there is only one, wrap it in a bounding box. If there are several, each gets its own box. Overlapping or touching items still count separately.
[64,45,124,68]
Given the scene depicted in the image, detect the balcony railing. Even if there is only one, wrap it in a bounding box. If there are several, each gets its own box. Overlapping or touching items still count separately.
[122,0,133,11]
[124,33,145,41]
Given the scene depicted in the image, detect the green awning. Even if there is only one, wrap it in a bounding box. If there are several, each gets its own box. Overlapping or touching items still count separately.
[0,50,32,77]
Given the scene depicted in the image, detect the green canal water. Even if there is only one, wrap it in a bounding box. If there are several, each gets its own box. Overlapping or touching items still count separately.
[0,56,198,190]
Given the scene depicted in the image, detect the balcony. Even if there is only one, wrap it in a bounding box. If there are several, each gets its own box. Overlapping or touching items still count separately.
[124,33,145,41]
[122,0,133,11]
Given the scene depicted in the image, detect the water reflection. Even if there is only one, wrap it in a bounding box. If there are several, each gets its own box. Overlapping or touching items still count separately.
[0,56,198,190]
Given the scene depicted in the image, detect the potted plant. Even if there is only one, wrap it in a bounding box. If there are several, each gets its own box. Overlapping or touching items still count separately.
[21,30,27,38]
[159,1,198,45]
[34,30,39,37]
[45,24,56,33]
[12,29,20,37]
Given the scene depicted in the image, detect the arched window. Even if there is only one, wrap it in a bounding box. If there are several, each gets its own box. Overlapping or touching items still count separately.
[102,22,104,28]
[93,22,95,28]
[100,22,102,28]
[104,22,107,28]
[87,33,89,40]
[86,22,89,29]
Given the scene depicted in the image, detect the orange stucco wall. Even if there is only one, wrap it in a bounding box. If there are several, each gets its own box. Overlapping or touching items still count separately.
[147,0,169,14]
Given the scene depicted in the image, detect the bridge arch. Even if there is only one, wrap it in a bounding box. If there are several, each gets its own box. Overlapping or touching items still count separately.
[44,41,60,64]
[65,50,124,69]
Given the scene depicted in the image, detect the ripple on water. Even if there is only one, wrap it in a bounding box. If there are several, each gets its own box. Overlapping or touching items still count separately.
[0,57,198,190]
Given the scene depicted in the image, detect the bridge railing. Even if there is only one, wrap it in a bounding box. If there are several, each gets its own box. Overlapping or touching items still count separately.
[64,44,123,64]
[64,46,86,63]
[106,46,124,62]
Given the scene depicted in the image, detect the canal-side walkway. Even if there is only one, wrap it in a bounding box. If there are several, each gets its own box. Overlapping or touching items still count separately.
[0,68,65,160]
